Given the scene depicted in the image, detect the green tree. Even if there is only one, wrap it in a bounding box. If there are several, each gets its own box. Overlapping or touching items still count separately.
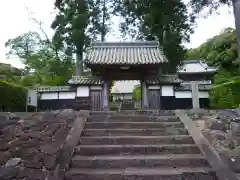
[132,86,141,102]
[51,0,113,76]
[189,0,240,72]
[185,26,240,108]
[185,27,238,73]
[114,0,195,72]
[51,0,114,90]
[5,31,75,87]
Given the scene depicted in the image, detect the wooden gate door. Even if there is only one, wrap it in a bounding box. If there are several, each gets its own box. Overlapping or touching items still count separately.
[90,90,102,111]
[148,90,161,109]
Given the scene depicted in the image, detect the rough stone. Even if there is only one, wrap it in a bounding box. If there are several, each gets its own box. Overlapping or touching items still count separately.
[4,157,22,167]
[210,121,227,131]
[0,167,19,180]
[231,122,240,137]
[40,143,60,154]
[44,155,57,170]
[23,160,42,169]
[0,110,75,180]
[0,152,10,165]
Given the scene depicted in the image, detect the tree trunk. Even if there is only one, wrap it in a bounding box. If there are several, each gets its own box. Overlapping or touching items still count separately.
[76,52,83,76]
[232,0,240,72]
[101,0,106,42]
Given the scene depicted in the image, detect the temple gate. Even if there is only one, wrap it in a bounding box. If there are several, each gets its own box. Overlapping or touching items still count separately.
[83,41,181,111]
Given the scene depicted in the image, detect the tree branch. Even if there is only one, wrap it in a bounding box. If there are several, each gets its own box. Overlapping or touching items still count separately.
[25,7,59,57]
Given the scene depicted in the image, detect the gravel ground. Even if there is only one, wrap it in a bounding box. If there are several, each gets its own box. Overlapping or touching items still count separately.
[0,110,76,180]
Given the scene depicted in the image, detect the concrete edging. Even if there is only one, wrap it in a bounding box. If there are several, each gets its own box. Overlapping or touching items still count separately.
[46,110,90,180]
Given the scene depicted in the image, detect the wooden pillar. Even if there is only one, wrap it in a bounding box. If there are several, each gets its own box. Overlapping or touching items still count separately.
[191,82,200,109]
[142,80,149,109]
[140,80,143,109]
[159,85,162,110]
[103,80,109,111]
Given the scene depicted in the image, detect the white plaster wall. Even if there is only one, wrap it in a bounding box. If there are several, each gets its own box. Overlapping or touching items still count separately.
[58,92,75,99]
[175,91,192,98]
[40,92,58,100]
[179,63,205,73]
[199,91,209,98]
[161,86,174,96]
[76,86,89,97]
[148,86,160,90]
[175,91,209,98]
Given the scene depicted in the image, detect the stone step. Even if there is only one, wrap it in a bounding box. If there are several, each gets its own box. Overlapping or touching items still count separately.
[79,135,194,145]
[71,154,209,169]
[84,121,184,129]
[87,115,108,121]
[88,115,180,122]
[65,167,216,180]
[75,144,200,156]
[90,111,110,115]
[82,128,189,136]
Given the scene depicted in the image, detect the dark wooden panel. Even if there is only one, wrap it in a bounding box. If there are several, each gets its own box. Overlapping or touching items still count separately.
[74,97,91,110]
[160,97,209,110]
[148,90,161,109]
[90,90,102,111]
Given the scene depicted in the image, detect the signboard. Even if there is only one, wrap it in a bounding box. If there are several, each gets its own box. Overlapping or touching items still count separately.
[27,89,38,107]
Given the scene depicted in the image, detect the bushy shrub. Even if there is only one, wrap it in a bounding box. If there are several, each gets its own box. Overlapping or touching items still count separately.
[210,76,240,108]
[133,86,141,102]
[0,80,27,111]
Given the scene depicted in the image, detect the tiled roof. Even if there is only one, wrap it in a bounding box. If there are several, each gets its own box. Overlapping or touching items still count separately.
[175,83,212,91]
[68,76,102,85]
[178,59,217,73]
[145,75,182,85]
[84,41,168,65]
[37,86,72,92]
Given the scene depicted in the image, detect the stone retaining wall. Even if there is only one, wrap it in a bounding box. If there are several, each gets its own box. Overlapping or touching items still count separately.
[0,110,76,180]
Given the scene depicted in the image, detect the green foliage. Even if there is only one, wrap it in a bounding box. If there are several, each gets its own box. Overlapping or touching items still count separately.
[0,81,27,111]
[132,86,141,102]
[189,0,231,15]
[0,63,22,76]
[5,31,75,87]
[114,0,195,72]
[185,27,240,108]
[51,0,113,75]
[5,31,42,60]
[185,28,238,73]
[0,63,23,83]
[210,74,240,108]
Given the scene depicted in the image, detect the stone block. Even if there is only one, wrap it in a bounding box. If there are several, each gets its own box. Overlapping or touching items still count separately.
[5,157,22,167]
[210,121,227,131]
[231,122,240,137]
[43,155,57,170]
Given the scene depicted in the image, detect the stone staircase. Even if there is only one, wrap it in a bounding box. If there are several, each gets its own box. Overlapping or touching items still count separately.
[65,111,218,180]
[121,100,135,110]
